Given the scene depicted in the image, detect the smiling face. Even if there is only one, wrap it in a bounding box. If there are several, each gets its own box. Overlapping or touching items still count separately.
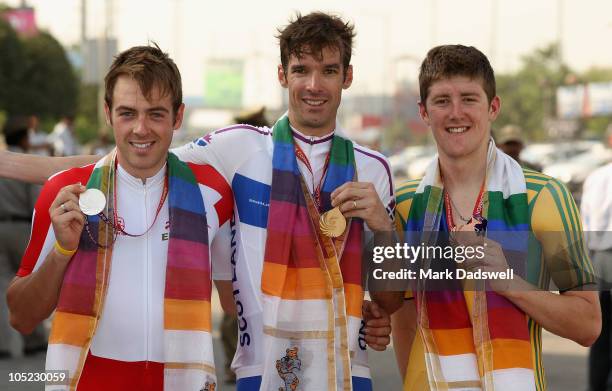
[278,46,353,137]
[105,75,184,179]
[419,75,500,162]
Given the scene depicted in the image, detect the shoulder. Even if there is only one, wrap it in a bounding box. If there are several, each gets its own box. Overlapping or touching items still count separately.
[193,124,272,148]
[39,164,96,208]
[186,163,233,225]
[526,169,580,232]
[396,179,421,205]
[524,169,571,195]
[352,142,393,197]
[352,143,392,174]
[395,179,421,224]
[523,169,571,204]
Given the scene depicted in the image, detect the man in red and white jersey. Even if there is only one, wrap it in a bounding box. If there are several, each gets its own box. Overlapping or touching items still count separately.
[6,45,232,391]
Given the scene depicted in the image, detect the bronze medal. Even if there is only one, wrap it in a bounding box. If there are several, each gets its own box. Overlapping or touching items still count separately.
[320,207,346,237]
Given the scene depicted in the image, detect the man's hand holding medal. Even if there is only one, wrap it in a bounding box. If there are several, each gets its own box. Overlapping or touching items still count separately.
[451,220,515,292]
[326,182,394,235]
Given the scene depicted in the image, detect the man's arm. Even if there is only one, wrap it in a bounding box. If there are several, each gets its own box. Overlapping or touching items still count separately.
[367,230,405,315]
[502,283,600,347]
[6,183,86,333]
[0,150,97,184]
[468,176,602,347]
[459,236,600,347]
[214,280,236,315]
[7,250,74,334]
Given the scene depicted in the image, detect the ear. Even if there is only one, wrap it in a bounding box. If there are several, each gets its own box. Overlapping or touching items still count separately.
[342,65,353,89]
[489,95,501,121]
[104,102,112,126]
[418,101,430,126]
[277,64,288,88]
[173,103,185,130]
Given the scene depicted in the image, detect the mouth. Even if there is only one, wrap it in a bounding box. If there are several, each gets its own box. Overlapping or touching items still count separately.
[302,98,327,107]
[446,126,469,134]
[129,141,155,150]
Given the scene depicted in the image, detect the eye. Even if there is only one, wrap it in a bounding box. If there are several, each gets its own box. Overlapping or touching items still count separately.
[433,98,449,105]
[119,111,134,118]
[151,112,165,119]
[324,68,338,75]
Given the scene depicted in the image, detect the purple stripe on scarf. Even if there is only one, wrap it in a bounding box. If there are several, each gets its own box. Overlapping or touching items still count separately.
[269,171,307,205]
[483,291,522,309]
[426,290,466,303]
[169,207,208,244]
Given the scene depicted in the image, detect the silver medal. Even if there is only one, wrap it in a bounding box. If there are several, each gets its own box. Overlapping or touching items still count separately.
[79,189,106,216]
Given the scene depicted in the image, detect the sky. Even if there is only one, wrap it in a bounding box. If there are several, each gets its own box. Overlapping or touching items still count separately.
[5,0,612,103]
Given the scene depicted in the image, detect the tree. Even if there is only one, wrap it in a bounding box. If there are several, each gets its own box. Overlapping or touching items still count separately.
[0,11,79,121]
[17,31,78,119]
[0,18,25,115]
[496,44,573,140]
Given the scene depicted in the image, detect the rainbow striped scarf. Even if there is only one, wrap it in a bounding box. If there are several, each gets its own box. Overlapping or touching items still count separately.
[404,141,535,390]
[46,151,216,390]
[260,116,368,390]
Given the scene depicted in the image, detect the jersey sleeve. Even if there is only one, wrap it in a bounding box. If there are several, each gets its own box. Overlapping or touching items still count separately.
[172,124,271,184]
[531,176,596,291]
[187,163,234,281]
[353,146,396,229]
[373,155,395,222]
[210,219,233,281]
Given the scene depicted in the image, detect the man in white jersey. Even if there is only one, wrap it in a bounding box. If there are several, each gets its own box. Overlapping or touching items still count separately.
[173,12,395,390]
[6,45,232,390]
[0,12,394,390]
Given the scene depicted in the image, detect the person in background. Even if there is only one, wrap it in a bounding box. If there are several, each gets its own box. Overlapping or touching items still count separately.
[582,125,612,391]
[48,115,79,156]
[0,116,47,359]
[495,124,540,171]
[27,115,53,156]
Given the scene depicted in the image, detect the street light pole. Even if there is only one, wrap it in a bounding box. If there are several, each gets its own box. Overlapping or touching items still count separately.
[557,0,564,63]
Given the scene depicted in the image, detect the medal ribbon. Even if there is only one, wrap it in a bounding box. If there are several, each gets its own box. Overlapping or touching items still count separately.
[294,141,331,211]
[111,157,169,237]
[444,181,485,230]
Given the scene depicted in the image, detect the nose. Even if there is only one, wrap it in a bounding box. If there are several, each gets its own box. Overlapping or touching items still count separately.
[449,99,464,120]
[306,72,323,93]
[133,115,149,136]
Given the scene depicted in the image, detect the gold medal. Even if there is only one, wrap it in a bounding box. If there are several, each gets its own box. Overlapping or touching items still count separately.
[320,207,346,237]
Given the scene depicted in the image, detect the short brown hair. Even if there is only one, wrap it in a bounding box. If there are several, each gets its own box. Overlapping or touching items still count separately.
[104,44,182,117]
[277,12,355,77]
[419,45,496,105]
